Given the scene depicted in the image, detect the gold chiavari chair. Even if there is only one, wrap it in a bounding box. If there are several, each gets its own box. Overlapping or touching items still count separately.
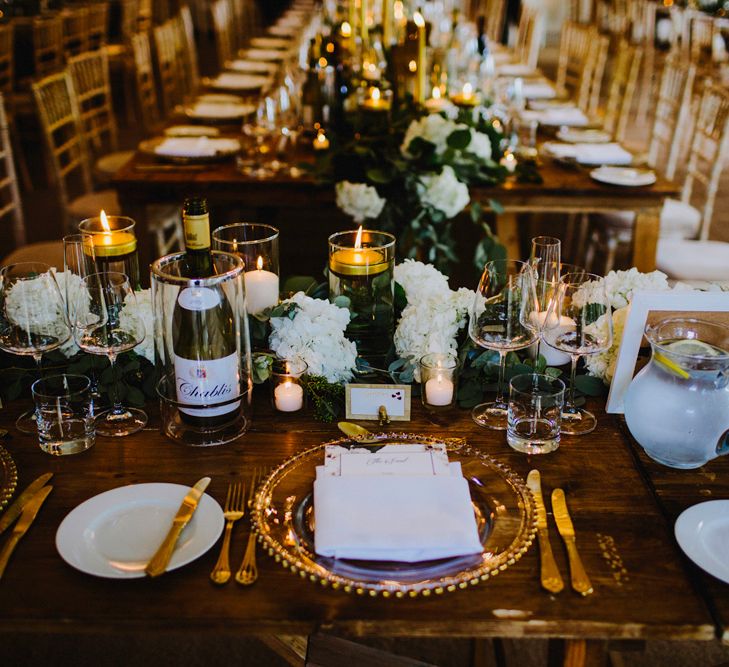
[86,2,110,51]
[483,0,507,44]
[173,8,200,99]
[586,32,609,118]
[130,31,162,133]
[61,6,89,59]
[688,10,714,71]
[556,22,606,115]
[0,24,12,101]
[137,0,153,33]
[32,71,121,233]
[32,16,65,80]
[211,0,235,70]
[152,20,183,116]
[513,6,543,70]
[602,40,643,143]
[67,49,134,181]
[655,83,729,281]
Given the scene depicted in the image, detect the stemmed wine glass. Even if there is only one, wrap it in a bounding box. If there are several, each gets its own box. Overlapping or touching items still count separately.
[541,272,613,435]
[0,262,72,433]
[72,272,147,437]
[468,259,539,430]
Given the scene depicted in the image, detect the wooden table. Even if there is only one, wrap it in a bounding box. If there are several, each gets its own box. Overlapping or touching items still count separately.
[112,153,678,280]
[0,395,720,667]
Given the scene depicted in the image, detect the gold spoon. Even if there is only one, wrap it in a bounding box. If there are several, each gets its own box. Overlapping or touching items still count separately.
[336,421,380,443]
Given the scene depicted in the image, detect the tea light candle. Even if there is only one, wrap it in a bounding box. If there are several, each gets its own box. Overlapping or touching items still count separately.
[361,86,390,111]
[313,130,330,151]
[425,375,454,406]
[329,226,388,276]
[451,82,477,107]
[425,86,451,113]
[274,380,304,412]
[501,151,517,173]
[244,256,279,313]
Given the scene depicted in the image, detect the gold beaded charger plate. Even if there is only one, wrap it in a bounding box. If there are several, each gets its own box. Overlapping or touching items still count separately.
[251,433,536,597]
[0,444,18,512]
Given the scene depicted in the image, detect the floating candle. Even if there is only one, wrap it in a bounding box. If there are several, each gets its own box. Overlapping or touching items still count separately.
[329,226,388,276]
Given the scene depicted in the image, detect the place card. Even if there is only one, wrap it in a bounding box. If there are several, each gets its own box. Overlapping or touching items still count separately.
[323,443,450,477]
[345,384,411,421]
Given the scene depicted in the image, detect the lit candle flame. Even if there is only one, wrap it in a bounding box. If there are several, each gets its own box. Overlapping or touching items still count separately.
[257,256,263,270]
[413,11,425,28]
[408,59,417,73]
[393,1,404,20]
[371,87,380,102]
[354,226,363,250]
[100,210,110,232]
[316,131,326,144]
[341,21,352,37]
[432,87,441,100]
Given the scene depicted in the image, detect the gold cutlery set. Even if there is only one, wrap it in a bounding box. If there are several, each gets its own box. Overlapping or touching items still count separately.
[527,469,593,596]
[0,472,53,580]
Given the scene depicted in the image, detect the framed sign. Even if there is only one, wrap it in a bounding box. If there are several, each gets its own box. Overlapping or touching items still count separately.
[345,384,412,421]
[606,290,729,413]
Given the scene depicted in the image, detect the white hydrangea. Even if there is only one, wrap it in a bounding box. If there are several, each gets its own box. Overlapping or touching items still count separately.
[418,165,470,219]
[467,130,492,161]
[572,268,670,310]
[269,292,357,383]
[583,306,629,384]
[4,269,77,357]
[401,113,464,157]
[393,262,476,381]
[335,181,386,223]
[119,288,154,363]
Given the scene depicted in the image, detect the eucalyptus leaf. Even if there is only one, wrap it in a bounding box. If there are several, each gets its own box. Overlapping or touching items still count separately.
[574,374,606,396]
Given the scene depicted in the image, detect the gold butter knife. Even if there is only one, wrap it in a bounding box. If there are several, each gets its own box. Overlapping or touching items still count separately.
[526,470,564,594]
[0,485,53,579]
[0,473,53,537]
[145,477,211,578]
[552,488,593,596]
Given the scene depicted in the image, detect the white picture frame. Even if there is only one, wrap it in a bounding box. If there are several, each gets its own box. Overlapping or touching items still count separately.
[606,290,729,413]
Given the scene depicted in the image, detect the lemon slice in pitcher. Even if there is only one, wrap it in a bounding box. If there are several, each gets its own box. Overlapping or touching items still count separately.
[665,339,724,357]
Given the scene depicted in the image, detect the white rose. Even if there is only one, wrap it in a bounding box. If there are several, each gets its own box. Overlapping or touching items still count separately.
[418,165,470,219]
[335,181,386,223]
[467,130,492,162]
[401,114,464,157]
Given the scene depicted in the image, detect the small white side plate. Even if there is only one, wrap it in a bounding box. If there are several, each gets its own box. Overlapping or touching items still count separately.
[590,166,656,187]
[56,483,224,579]
[557,128,612,144]
[675,500,729,584]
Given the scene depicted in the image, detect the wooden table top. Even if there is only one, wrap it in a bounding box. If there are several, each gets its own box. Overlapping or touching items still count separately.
[0,396,719,641]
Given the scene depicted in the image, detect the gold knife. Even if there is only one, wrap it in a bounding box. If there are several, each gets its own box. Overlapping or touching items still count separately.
[0,473,53,537]
[0,485,53,579]
[526,470,564,594]
[145,477,211,578]
[552,488,593,596]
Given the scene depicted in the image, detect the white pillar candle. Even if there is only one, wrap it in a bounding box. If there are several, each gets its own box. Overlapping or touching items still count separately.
[533,313,575,366]
[244,259,279,314]
[424,375,454,406]
[274,380,304,412]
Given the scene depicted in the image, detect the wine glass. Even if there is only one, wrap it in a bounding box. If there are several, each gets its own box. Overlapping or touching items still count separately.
[530,236,561,327]
[0,262,72,433]
[63,234,96,317]
[73,272,147,436]
[468,259,539,430]
[541,272,613,435]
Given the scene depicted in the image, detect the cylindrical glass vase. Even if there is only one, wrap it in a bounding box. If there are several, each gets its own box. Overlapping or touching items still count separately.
[79,215,140,289]
[151,251,253,446]
[328,229,395,364]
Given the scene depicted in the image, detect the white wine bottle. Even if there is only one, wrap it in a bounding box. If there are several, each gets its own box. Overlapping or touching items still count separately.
[172,197,240,428]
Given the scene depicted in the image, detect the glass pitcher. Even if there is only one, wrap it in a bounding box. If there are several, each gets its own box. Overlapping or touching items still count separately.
[624,317,729,469]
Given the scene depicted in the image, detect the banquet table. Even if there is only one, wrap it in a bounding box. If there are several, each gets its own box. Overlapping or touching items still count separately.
[0,393,724,667]
[112,152,678,279]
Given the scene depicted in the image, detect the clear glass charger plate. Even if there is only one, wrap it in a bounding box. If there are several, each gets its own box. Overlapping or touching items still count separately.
[0,443,18,512]
[251,433,536,597]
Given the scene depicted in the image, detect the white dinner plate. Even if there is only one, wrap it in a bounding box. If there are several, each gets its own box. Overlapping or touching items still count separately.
[205,73,272,91]
[249,36,292,50]
[164,125,220,137]
[225,59,278,75]
[556,127,612,144]
[183,101,256,121]
[589,166,656,187]
[675,500,729,584]
[56,483,224,579]
[195,93,245,104]
[240,48,286,62]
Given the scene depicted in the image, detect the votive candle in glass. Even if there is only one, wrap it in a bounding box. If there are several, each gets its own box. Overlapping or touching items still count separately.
[79,212,140,288]
[271,359,307,413]
[420,353,459,411]
[328,227,395,365]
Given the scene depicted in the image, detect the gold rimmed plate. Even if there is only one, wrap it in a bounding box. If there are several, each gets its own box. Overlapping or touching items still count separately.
[251,433,536,597]
[0,444,18,513]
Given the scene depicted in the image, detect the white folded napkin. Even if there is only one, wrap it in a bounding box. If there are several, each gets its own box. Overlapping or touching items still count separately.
[226,59,279,74]
[249,37,292,50]
[314,472,482,562]
[521,82,556,100]
[521,108,588,126]
[209,73,271,90]
[187,102,251,119]
[153,137,240,157]
[241,48,286,61]
[544,142,632,165]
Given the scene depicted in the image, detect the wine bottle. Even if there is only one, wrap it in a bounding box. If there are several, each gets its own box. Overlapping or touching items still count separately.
[172,197,241,428]
[301,38,324,136]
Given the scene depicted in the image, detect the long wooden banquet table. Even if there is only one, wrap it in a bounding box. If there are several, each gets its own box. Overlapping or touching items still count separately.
[112,151,678,280]
[1,392,727,666]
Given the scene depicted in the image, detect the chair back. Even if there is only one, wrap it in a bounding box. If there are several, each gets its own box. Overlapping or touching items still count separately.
[174,8,200,98]
[152,20,182,114]
[585,32,609,116]
[86,2,110,51]
[0,24,14,99]
[0,93,25,247]
[484,0,507,43]
[119,0,141,42]
[67,49,118,158]
[688,11,714,68]
[514,6,543,70]
[602,40,642,142]
[32,71,93,230]
[137,0,153,33]
[647,54,696,180]
[556,21,595,103]
[682,82,729,240]
[62,7,89,59]
[131,31,161,132]
[32,16,64,79]
[211,0,235,69]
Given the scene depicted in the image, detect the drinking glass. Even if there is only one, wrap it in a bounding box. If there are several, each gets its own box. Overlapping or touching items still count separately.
[73,272,147,436]
[0,262,72,433]
[507,373,566,454]
[541,272,612,435]
[468,259,539,430]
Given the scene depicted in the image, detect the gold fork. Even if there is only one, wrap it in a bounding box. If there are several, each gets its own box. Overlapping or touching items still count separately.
[210,482,245,585]
[235,468,261,586]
